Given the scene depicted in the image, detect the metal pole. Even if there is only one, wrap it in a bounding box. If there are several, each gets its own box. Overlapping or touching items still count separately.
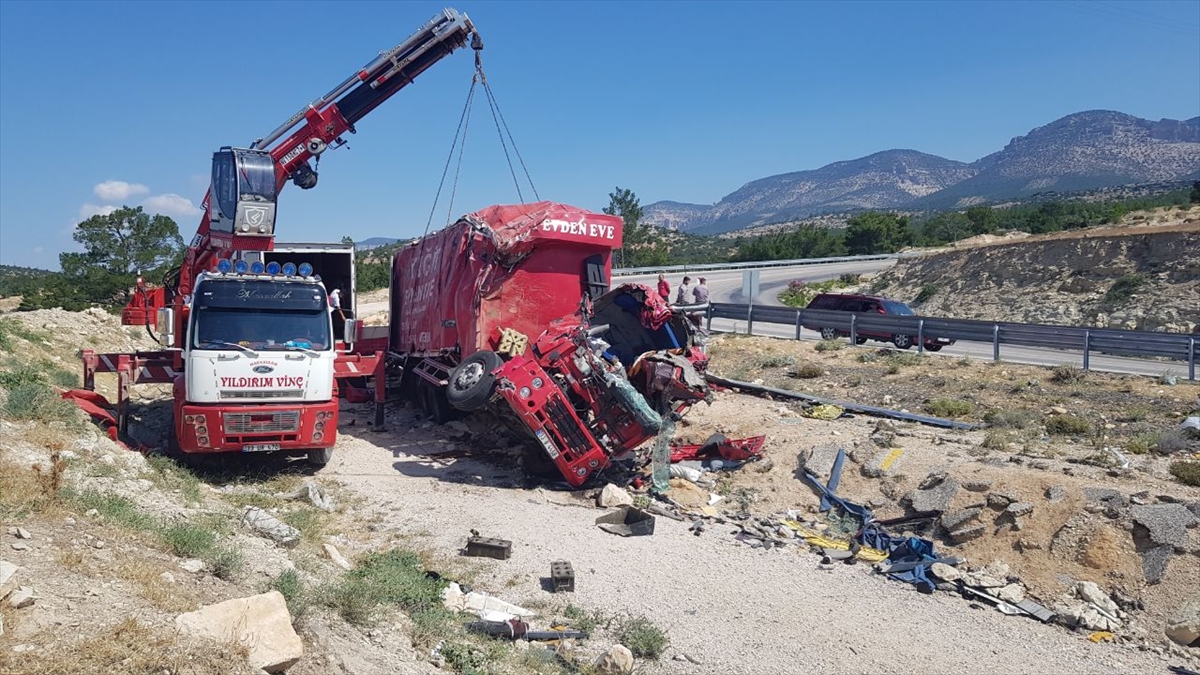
[1083,330,1091,371]
[1189,337,1196,382]
[795,310,803,341]
[706,304,713,332]
[918,319,925,355]
[746,298,754,335]
[850,314,857,345]
[993,324,1000,362]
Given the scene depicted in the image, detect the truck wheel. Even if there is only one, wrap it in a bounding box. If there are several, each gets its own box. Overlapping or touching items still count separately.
[446,350,502,411]
[893,334,913,350]
[423,385,457,424]
[307,447,333,467]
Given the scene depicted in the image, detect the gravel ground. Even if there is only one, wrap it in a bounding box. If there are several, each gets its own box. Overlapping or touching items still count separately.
[327,402,1172,675]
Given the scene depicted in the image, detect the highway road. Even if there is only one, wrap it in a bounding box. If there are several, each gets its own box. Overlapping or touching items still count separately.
[357,258,1195,383]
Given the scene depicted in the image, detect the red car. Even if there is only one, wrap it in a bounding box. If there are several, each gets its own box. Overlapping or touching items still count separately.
[803,293,954,351]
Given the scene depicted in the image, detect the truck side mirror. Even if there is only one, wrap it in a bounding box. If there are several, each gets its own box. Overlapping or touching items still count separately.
[343,318,359,349]
[157,308,175,347]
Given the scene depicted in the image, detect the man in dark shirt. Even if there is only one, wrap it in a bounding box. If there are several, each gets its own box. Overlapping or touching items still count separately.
[692,277,710,304]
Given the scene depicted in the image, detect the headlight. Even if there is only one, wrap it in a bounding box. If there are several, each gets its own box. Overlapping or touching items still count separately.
[519,386,532,399]
[313,432,323,442]
[315,421,325,431]
[197,436,209,446]
[531,377,544,389]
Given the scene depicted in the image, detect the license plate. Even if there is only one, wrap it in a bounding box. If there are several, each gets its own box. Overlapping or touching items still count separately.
[242,443,281,453]
[534,429,559,459]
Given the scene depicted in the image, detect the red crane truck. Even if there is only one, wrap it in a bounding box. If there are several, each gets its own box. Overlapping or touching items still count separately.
[356,202,711,486]
[77,9,480,465]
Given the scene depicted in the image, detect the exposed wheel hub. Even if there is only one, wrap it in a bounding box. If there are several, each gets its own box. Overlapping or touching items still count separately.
[454,362,485,390]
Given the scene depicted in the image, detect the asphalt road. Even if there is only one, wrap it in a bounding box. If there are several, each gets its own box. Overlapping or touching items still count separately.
[359,259,1196,382]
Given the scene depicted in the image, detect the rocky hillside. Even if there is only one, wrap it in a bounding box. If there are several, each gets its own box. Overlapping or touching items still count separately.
[646,110,1200,233]
[872,207,1200,332]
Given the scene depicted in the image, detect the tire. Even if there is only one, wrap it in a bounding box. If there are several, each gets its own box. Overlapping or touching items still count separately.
[926,344,943,352]
[307,447,333,467]
[855,336,868,345]
[893,334,913,350]
[820,327,839,341]
[446,350,502,412]
[423,384,457,424]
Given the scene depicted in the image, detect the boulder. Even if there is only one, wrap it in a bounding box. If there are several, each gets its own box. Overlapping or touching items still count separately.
[7,586,34,609]
[1073,581,1119,614]
[597,484,633,508]
[593,644,635,675]
[0,560,18,599]
[1166,595,1200,648]
[175,591,302,673]
[907,476,959,513]
[995,584,1025,605]
[929,562,961,582]
[242,507,300,547]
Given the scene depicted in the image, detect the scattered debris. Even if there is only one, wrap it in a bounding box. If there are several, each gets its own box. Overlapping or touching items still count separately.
[550,560,575,593]
[242,507,301,548]
[595,506,657,537]
[442,582,538,619]
[905,473,959,513]
[175,591,303,673]
[465,532,513,560]
[467,617,585,641]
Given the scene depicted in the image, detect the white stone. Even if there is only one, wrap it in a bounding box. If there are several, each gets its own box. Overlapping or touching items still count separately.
[179,559,205,573]
[10,543,28,552]
[242,507,300,547]
[929,562,961,582]
[85,509,99,518]
[995,583,1026,605]
[175,591,302,673]
[597,484,634,508]
[160,572,177,584]
[14,528,30,540]
[8,586,34,609]
[1074,581,1119,614]
[100,454,116,465]
[0,560,18,599]
[1165,595,1200,648]
[322,543,352,571]
[593,644,635,675]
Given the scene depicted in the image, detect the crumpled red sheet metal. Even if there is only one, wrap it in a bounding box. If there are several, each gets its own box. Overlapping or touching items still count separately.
[467,201,624,258]
[670,433,766,463]
[61,389,124,445]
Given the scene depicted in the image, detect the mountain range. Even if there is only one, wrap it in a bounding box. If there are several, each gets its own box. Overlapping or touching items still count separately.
[644,110,1200,234]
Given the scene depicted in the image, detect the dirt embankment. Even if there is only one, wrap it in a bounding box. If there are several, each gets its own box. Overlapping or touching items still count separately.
[876,209,1200,333]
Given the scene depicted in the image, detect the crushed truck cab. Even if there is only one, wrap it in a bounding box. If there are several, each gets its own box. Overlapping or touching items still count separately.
[386,202,710,486]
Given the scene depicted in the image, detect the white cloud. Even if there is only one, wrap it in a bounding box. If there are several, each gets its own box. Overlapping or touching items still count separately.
[141,193,203,219]
[78,203,119,219]
[93,180,150,202]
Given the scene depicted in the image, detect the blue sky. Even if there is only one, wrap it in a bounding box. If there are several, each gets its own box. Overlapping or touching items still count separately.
[1,0,1197,270]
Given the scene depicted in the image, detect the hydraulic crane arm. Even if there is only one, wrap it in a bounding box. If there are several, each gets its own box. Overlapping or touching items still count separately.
[156,8,479,310]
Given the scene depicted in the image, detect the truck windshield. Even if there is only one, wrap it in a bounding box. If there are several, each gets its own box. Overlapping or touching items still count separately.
[238,151,277,202]
[192,279,330,351]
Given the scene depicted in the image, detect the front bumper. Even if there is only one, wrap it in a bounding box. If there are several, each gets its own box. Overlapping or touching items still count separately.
[176,399,338,454]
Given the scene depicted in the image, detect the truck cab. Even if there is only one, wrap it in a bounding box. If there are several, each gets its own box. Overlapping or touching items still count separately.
[174,267,339,465]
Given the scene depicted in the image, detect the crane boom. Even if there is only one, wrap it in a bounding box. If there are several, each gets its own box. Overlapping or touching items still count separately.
[129,8,478,321]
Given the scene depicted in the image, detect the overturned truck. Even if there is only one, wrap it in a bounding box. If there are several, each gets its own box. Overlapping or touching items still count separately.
[373,202,710,486]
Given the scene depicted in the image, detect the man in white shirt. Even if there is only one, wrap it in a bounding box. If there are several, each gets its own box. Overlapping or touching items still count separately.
[675,276,694,305]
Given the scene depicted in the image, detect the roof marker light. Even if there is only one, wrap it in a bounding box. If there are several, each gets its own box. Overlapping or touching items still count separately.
[298,262,313,277]
[217,259,233,274]
[250,261,265,274]
[234,260,249,274]
[282,262,297,276]
[266,261,281,275]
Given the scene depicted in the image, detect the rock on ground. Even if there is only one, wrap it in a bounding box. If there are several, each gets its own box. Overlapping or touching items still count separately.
[243,507,301,547]
[593,644,635,675]
[800,443,842,483]
[862,448,905,478]
[1073,581,1119,614]
[1130,504,1197,550]
[1165,595,1200,648]
[323,543,353,571]
[0,560,18,599]
[597,484,633,508]
[941,507,982,532]
[175,591,302,673]
[7,586,34,609]
[906,475,959,513]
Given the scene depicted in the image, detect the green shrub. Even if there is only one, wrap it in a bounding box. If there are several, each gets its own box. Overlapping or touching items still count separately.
[792,362,824,379]
[0,362,45,389]
[615,614,669,659]
[914,283,940,304]
[1050,364,1086,384]
[160,522,217,558]
[981,431,1011,450]
[1168,461,1200,487]
[69,490,157,532]
[754,353,797,369]
[3,383,79,425]
[1104,274,1146,304]
[984,408,1041,429]
[1123,434,1156,455]
[1046,414,1091,435]
[925,399,974,418]
[814,339,843,352]
[209,547,245,581]
[322,549,447,627]
[270,569,311,618]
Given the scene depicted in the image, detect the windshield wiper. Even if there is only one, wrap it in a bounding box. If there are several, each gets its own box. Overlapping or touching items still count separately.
[202,340,260,357]
[280,343,321,357]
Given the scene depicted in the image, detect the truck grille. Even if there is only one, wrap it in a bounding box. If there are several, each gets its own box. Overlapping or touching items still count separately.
[224,411,301,434]
[545,397,591,458]
[220,390,305,400]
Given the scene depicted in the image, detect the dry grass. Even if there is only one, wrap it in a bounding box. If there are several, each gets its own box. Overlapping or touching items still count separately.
[0,617,256,675]
[114,557,201,613]
[0,457,65,518]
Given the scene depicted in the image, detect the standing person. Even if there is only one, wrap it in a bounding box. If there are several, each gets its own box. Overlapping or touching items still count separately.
[676,276,694,305]
[692,277,710,304]
[657,273,670,302]
[328,287,345,321]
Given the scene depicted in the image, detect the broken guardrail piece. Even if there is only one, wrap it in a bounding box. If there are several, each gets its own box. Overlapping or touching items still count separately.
[705,374,978,430]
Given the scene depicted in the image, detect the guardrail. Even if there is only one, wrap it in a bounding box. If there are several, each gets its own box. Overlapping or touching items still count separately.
[705,303,1198,381]
[611,253,907,277]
